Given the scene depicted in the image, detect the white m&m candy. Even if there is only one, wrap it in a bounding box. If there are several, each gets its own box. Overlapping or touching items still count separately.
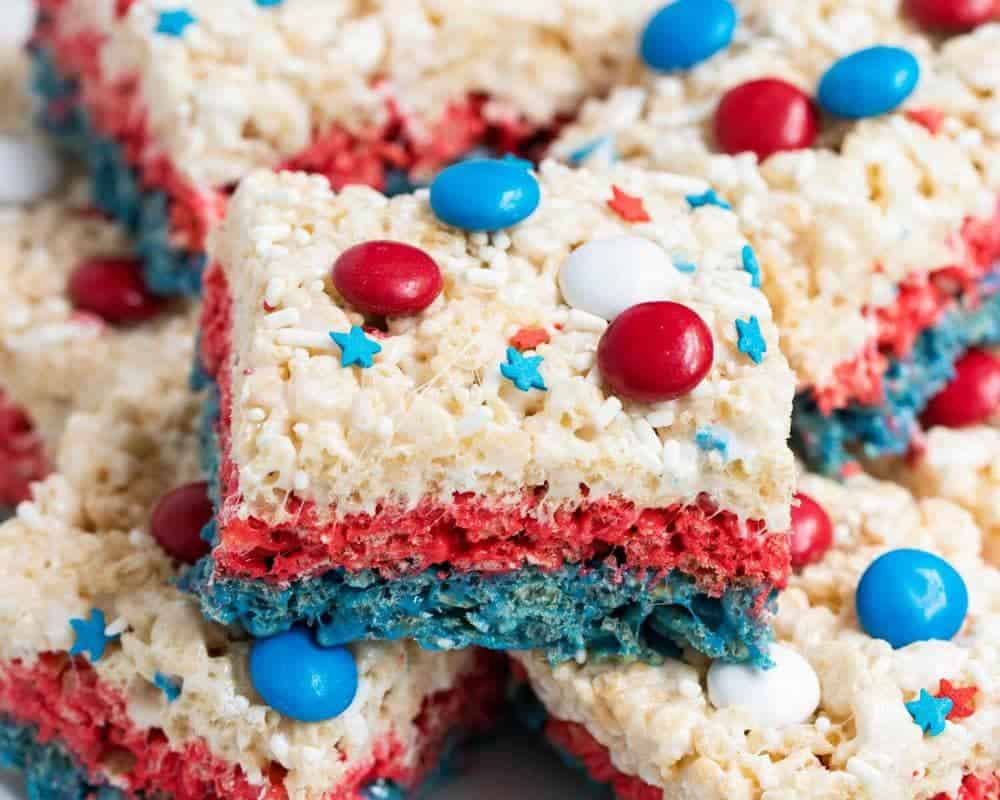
[0,134,64,205]
[707,643,821,728]
[558,236,679,321]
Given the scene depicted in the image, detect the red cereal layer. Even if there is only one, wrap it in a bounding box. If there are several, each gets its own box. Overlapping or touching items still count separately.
[0,650,504,800]
[0,392,49,507]
[200,266,790,592]
[813,197,1000,414]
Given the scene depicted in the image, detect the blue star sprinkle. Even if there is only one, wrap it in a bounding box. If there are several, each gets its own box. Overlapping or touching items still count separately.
[69,609,119,663]
[735,316,767,364]
[330,326,382,368]
[153,672,182,703]
[155,9,196,37]
[742,244,761,289]
[695,428,729,458]
[503,154,534,171]
[906,689,953,736]
[685,188,731,211]
[500,347,547,392]
[672,256,697,274]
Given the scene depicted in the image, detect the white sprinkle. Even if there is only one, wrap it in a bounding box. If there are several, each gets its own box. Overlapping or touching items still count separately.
[292,423,309,437]
[678,678,701,699]
[293,471,310,491]
[376,417,394,440]
[15,501,44,530]
[646,407,675,429]
[269,733,290,762]
[275,329,336,350]
[571,352,595,372]
[594,396,622,429]
[651,172,710,194]
[262,308,301,329]
[264,277,286,307]
[566,309,608,332]
[465,269,506,288]
[104,617,128,637]
[246,408,267,423]
[633,418,661,454]
[251,224,292,240]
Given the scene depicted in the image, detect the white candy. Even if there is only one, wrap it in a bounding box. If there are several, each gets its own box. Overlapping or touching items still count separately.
[558,236,678,321]
[706,643,820,728]
[0,135,64,205]
[1,0,34,48]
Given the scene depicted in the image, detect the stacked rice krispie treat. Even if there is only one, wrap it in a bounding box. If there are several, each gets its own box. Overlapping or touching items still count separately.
[513,470,1000,800]
[187,159,797,665]
[0,319,505,800]
[554,1,1000,481]
[31,0,661,295]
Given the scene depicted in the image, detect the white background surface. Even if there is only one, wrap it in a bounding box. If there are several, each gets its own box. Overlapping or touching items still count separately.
[0,724,607,799]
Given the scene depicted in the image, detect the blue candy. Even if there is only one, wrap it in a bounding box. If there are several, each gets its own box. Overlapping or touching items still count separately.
[856,548,968,649]
[249,628,358,722]
[429,159,540,232]
[817,46,920,119]
[639,0,737,72]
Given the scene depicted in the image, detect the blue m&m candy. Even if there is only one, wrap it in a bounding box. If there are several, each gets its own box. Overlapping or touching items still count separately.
[249,628,358,722]
[817,46,920,119]
[856,548,968,649]
[429,159,540,232]
[639,0,737,73]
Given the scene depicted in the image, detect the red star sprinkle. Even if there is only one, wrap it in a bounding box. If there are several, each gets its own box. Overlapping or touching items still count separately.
[936,679,978,720]
[509,326,551,351]
[906,108,945,136]
[607,186,651,223]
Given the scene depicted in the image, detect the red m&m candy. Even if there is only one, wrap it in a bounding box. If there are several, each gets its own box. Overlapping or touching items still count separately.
[714,79,818,162]
[789,493,833,569]
[597,301,713,403]
[905,0,998,31]
[150,481,214,563]
[332,241,443,316]
[923,348,1000,428]
[68,258,164,325]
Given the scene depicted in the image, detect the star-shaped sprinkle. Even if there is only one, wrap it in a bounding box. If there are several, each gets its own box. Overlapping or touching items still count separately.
[607,185,651,223]
[905,107,943,136]
[936,680,977,720]
[330,326,382,368]
[695,428,728,458]
[742,244,761,289]
[503,154,534,171]
[906,689,952,736]
[509,326,550,351]
[155,9,196,37]
[500,347,547,392]
[69,609,119,663]
[153,672,182,703]
[672,257,697,274]
[686,189,731,211]
[735,316,767,364]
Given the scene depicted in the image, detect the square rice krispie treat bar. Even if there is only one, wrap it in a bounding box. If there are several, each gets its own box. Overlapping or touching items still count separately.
[188,159,796,666]
[553,1,1000,475]
[0,330,504,800]
[513,470,1000,800]
[31,0,660,296]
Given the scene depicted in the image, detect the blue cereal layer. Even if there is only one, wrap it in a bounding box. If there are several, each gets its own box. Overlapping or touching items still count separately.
[31,47,205,297]
[794,288,1000,474]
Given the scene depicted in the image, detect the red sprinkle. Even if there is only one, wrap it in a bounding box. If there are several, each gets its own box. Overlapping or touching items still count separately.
[788,493,834,569]
[150,482,214,564]
[607,186,651,223]
[509,326,551,351]
[905,0,999,31]
[67,257,164,325]
[923,348,1000,429]
[714,78,818,162]
[597,301,713,403]
[936,679,978,720]
[332,241,443,316]
[907,107,946,135]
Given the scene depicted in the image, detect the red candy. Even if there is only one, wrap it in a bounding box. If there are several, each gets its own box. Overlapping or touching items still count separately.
[714,79,818,162]
[68,258,164,325]
[788,493,833,569]
[332,241,443,316]
[905,0,999,30]
[150,481,214,563]
[923,348,1000,428]
[597,301,713,403]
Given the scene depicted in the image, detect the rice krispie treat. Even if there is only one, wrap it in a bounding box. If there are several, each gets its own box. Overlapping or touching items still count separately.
[187,160,797,665]
[513,470,1000,800]
[0,342,504,800]
[31,0,661,296]
[553,1,1000,474]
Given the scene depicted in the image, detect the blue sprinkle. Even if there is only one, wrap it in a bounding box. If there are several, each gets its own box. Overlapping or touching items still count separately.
[69,609,119,663]
[741,244,761,289]
[695,428,729,458]
[330,326,382,369]
[905,689,952,737]
[735,316,767,364]
[153,672,182,703]
[500,347,547,392]
[155,9,196,37]
[686,188,731,211]
[255,0,284,5]
[672,257,697,274]
[567,136,614,166]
